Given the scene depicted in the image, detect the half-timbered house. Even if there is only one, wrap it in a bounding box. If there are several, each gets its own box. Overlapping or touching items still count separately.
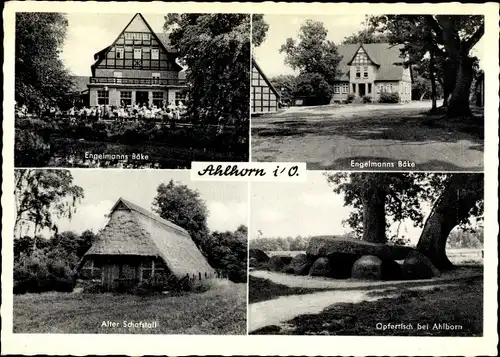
[251,59,281,114]
[88,13,187,107]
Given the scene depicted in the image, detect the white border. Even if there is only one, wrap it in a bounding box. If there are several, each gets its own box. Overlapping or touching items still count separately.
[2,2,499,356]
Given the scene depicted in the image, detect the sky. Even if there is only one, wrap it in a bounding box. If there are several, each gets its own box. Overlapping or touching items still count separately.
[36,170,248,237]
[61,13,167,76]
[250,171,433,247]
[253,14,485,78]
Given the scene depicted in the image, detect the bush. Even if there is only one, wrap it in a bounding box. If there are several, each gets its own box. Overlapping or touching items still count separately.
[346,93,355,103]
[379,91,400,103]
[13,253,75,294]
[82,281,104,294]
[362,95,372,103]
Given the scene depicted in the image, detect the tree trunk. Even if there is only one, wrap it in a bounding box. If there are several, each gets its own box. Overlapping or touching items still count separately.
[429,50,437,112]
[361,188,387,243]
[417,174,483,270]
[441,59,456,108]
[447,56,474,117]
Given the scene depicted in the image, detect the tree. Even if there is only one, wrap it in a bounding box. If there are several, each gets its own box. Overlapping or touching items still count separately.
[164,14,250,128]
[368,15,484,117]
[326,173,440,244]
[295,72,332,105]
[14,169,84,239]
[270,75,297,106]
[152,180,210,250]
[342,27,389,45]
[280,19,341,86]
[15,13,74,113]
[251,14,269,47]
[417,174,483,270]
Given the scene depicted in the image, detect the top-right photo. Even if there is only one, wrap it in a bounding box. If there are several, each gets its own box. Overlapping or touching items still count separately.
[251,14,484,171]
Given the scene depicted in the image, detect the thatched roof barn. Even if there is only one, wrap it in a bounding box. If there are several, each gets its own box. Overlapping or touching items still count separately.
[78,197,215,291]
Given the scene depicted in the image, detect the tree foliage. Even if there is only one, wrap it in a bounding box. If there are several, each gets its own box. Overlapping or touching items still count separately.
[164,14,250,127]
[367,15,484,117]
[15,13,74,112]
[152,180,210,249]
[152,180,247,282]
[270,75,297,106]
[251,14,269,47]
[341,26,389,45]
[14,169,84,238]
[280,20,341,86]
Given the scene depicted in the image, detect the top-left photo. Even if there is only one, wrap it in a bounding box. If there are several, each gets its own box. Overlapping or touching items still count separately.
[14,12,251,168]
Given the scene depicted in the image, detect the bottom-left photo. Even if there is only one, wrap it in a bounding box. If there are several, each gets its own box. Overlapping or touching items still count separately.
[12,169,248,335]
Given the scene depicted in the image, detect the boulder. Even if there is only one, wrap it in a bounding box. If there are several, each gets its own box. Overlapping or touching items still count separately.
[381,259,403,281]
[351,255,383,280]
[250,248,270,263]
[309,257,332,277]
[387,245,417,260]
[306,236,392,262]
[402,251,440,280]
[288,253,311,275]
[267,255,292,272]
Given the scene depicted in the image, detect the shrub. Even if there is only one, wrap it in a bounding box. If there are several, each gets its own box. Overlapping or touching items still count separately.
[13,253,75,294]
[379,91,400,103]
[362,95,372,103]
[346,93,355,103]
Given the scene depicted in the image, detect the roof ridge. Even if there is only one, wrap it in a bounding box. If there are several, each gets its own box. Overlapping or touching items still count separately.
[116,198,190,237]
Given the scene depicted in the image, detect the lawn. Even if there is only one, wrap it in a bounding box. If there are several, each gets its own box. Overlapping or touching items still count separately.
[250,275,483,336]
[249,275,329,304]
[13,282,246,334]
[251,102,484,171]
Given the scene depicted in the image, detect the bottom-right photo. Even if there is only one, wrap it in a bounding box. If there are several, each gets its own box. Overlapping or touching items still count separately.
[248,172,484,336]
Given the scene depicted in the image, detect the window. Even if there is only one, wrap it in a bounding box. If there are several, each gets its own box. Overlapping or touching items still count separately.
[152,91,164,107]
[133,48,142,59]
[389,84,393,93]
[97,90,109,105]
[363,66,369,78]
[356,66,361,78]
[114,71,123,84]
[120,91,132,106]
[142,33,150,41]
[151,48,159,60]
[175,91,187,101]
[116,48,124,59]
[125,33,133,40]
[142,261,153,280]
[352,83,356,93]
[133,33,142,40]
[152,72,160,84]
[334,84,341,94]
[376,84,381,94]
[342,83,349,94]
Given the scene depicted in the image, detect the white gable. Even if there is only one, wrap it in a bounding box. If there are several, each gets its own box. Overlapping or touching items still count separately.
[125,14,151,32]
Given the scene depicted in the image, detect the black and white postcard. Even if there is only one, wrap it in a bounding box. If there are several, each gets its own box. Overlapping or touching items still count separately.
[2,2,498,357]
[251,14,485,171]
[14,12,250,168]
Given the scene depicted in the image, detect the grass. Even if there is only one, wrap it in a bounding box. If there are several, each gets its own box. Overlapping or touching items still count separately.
[13,282,246,334]
[251,276,483,336]
[249,275,329,304]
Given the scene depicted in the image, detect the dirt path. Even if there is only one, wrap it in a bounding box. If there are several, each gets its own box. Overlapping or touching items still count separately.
[248,270,483,332]
[251,101,483,171]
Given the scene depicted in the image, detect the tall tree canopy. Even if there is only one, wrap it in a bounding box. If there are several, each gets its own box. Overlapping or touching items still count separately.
[341,27,389,45]
[251,14,269,47]
[280,19,341,86]
[15,13,74,112]
[164,14,250,127]
[326,173,483,269]
[14,169,84,238]
[368,15,484,117]
[152,180,210,250]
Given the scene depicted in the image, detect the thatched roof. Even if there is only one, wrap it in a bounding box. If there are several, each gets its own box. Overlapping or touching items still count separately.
[81,198,214,278]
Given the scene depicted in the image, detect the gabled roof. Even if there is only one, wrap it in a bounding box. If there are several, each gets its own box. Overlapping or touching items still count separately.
[252,58,280,99]
[81,197,214,278]
[91,13,182,75]
[335,43,406,81]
